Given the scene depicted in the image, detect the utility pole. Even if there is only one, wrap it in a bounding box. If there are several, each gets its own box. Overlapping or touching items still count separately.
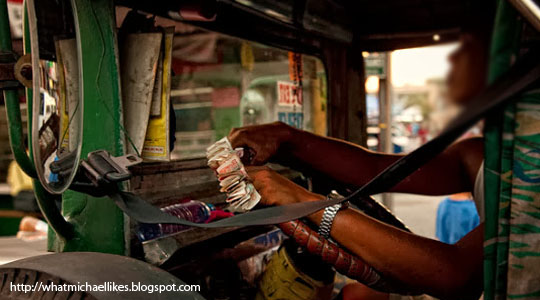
[365,51,393,208]
[378,53,393,208]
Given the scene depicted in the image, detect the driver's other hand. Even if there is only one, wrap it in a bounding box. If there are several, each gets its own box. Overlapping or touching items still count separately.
[228,121,295,165]
[246,166,323,206]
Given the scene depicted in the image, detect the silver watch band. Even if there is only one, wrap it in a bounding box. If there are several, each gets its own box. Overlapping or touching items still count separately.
[317,203,341,239]
[317,191,345,239]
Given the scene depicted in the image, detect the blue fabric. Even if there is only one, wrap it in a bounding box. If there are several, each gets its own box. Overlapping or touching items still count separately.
[48,156,59,183]
[436,198,480,244]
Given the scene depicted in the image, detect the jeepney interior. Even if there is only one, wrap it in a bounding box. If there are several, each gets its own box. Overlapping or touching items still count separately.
[0,0,506,298]
[113,0,495,293]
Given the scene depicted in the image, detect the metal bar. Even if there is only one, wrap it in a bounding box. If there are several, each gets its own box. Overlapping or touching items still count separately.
[32,179,74,239]
[0,0,36,178]
[509,0,540,32]
[48,0,126,254]
[378,53,393,209]
[483,1,523,298]
[20,0,73,240]
[0,0,11,51]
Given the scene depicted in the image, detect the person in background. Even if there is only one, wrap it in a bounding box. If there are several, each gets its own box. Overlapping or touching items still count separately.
[436,192,480,244]
[228,18,492,300]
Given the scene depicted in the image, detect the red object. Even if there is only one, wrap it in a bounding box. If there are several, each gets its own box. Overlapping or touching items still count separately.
[212,87,240,108]
[206,209,234,223]
[277,81,303,107]
[278,220,393,290]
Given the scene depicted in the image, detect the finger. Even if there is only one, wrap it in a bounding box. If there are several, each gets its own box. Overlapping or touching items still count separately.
[228,129,243,148]
[228,127,239,136]
[242,144,266,166]
[258,196,272,207]
[245,165,270,179]
[229,132,258,157]
[251,153,268,166]
[245,165,269,172]
[245,167,274,190]
[241,147,257,166]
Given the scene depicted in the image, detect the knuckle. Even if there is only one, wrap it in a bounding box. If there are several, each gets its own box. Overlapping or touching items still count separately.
[229,127,246,138]
[228,129,239,139]
[259,167,273,178]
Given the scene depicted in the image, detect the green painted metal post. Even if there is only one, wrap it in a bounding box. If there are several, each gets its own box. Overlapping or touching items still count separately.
[1,0,74,239]
[483,1,522,299]
[50,0,126,254]
[0,0,36,178]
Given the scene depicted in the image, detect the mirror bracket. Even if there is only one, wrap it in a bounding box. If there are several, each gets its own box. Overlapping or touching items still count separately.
[0,51,22,89]
[52,150,142,197]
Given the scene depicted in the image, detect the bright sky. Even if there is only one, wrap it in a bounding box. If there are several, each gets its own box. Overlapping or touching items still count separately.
[391,43,458,87]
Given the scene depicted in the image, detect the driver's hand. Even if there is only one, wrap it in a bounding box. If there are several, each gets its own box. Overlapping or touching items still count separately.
[246,166,323,206]
[228,121,295,165]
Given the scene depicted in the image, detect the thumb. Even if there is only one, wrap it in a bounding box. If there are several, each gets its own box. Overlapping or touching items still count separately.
[246,146,268,166]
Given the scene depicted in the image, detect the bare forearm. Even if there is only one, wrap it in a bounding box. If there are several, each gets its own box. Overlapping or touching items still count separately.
[283,129,475,195]
[246,163,483,297]
[231,122,480,195]
[305,194,483,297]
[283,129,401,187]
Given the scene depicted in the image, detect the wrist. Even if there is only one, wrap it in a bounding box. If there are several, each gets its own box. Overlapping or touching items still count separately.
[308,210,325,225]
[308,192,347,229]
[293,191,323,205]
[305,193,326,224]
[277,122,299,146]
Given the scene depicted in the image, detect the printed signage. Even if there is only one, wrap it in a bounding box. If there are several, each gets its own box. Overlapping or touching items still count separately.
[277,81,303,107]
[364,52,387,78]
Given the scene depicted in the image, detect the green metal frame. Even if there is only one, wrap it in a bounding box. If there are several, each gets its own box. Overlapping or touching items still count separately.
[2,0,125,252]
[482,0,540,298]
[24,1,75,240]
[483,1,522,299]
[0,0,35,178]
[1,0,75,239]
[49,0,126,253]
[484,0,540,297]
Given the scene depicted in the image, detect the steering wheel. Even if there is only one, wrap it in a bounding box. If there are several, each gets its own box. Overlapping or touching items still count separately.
[218,146,415,294]
[278,194,415,295]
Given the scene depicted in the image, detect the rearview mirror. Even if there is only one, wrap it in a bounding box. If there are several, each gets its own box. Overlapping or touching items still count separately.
[27,0,83,194]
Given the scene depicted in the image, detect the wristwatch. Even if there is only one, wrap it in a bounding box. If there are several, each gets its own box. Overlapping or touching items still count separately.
[317,191,347,239]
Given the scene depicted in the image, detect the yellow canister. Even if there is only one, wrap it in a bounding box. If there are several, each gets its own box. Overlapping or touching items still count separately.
[256,241,334,300]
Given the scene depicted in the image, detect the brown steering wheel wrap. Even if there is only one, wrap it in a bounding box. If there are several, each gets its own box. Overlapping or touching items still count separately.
[278,220,382,286]
[278,219,412,294]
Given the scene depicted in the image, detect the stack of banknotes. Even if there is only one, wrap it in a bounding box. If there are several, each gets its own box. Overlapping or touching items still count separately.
[207,137,261,212]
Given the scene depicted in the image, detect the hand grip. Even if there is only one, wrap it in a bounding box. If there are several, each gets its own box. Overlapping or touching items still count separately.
[278,220,412,294]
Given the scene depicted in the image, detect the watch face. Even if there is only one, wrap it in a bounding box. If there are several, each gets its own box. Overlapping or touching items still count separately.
[327,191,346,210]
[328,190,344,200]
